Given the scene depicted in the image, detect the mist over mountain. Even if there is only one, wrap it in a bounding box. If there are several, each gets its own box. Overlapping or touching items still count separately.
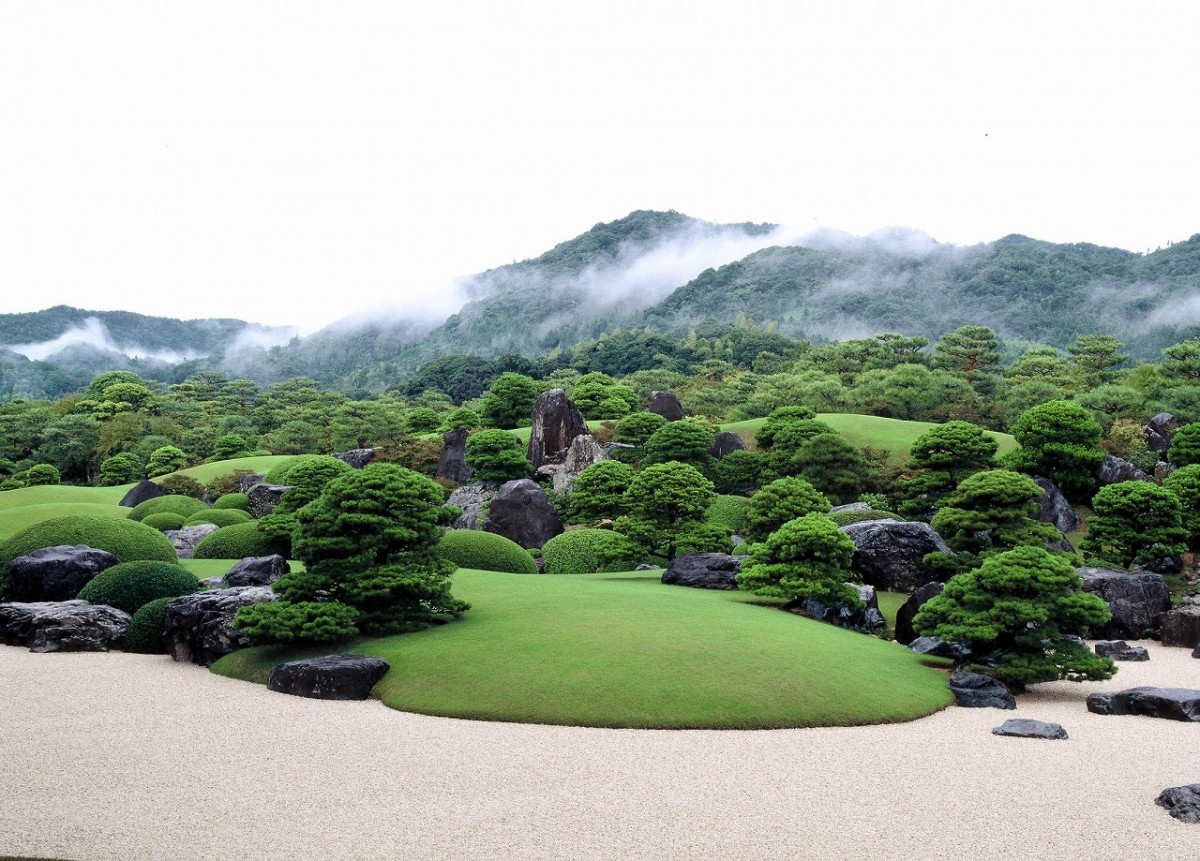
[2,212,1199,400]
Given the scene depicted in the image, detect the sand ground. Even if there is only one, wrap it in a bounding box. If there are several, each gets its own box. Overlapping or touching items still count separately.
[1,643,1199,861]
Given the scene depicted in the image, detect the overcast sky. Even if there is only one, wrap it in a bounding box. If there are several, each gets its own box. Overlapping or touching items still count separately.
[1,1,1196,331]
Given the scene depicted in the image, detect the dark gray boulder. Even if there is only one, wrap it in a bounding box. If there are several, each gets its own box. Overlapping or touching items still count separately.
[894,581,944,646]
[662,553,741,590]
[1193,643,1200,659]
[1077,567,1171,640]
[119,479,165,508]
[239,473,266,493]
[1087,687,1200,722]
[1160,606,1200,648]
[267,653,391,700]
[224,555,290,587]
[991,719,1068,740]
[436,427,474,484]
[446,482,500,531]
[1156,784,1200,823]
[162,586,275,666]
[647,391,685,421]
[1032,477,1080,535]
[9,545,120,602]
[333,448,375,469]
[1096,454,1151,486]
[802,583,885,632]
[910,636,971,661]
[1145,413,1179,455]
[840,520,950,593]
[527,388,588,470]
[948,672,1016,709]
[164,524,219,560]
[247,484,291,517]
[484,479,564,549]
[0,600,130,652]
[1094,640,1150,661]
[709,432,746,459]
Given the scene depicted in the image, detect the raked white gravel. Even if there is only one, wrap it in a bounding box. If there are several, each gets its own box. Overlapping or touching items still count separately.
[2,642,1199,860]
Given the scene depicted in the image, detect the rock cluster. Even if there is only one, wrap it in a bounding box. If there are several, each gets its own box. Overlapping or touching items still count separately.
[0,600,129,652]
[162,586,276,666]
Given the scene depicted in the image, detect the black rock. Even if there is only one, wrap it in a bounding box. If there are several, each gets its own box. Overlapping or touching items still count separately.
[948,671,1016,709]
[840,520,950,593]
[1032,477,1080,535]
[9,545,120,602]
[1144,413,1179,455]
[333,448,375,469]
[527,388,588,469]
[247,484,292,518]
[1094,640,1150,661]
[1077,567,1171,640]
[1156,784,1200,823]
[446,482,501,531]
[224,555,290,587]
[436,427,474,484]
[709,432,746,459]
[484,479,564,549]
[1095,454,1151,486]
[909,635,971,661]
[802,583,885,632]
[894,581,944,646]
[162,586,276,666]
[267,653,390,700]
[239,473,266,493]
[1086,687,1200,722]
[662,553,741,590]
[119,479,166,508]
[991,719,1068,740]
[1160,606,1200,648]
[0,600,130,652]
[1193,643,1200,659]
[646,391,685,422]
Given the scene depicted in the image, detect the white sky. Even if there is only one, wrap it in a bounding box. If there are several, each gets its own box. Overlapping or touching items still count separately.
[1,1,1196,331]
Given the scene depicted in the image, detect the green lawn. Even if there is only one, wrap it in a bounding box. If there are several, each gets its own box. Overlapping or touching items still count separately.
[213,569,953,729]
[0,485,136,542]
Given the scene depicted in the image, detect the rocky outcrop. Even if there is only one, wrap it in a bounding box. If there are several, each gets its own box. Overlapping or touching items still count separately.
[802,584,885,632]
[162,586,275,666]
[239,473,266,493]
[483,479,564,549]
[894,581,944,646]
[8,545,120,602]
[446,482,500,531]
[1087,687,1200,722]
[1160,605,1200,648]
[1094,640,1150,661]
[165,524,219,560]
[1077,567,1171,640]
[661,553,741,590]
[1145,413,1180,455]
[267,654,391,700]
[948,672,1016,709]
[119,479,165,508]
[1032,477,1080,535]
[709,432,746,459]
[646,391,685,421]
[527,389,588,470]
[1156,784,1200,823]
[0,600,129,652]
[333,448,375,469]
[224,555,290,587]
[436,427,474,485]
[247,484,291,518]
[1095,455,1151,486]
[840,520,950,593]
[991,719,1068,740]
[548,434,607,498]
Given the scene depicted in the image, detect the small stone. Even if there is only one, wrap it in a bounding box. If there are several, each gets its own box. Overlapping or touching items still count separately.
[1094,640,1151,661]
[992,719,1068,740]
[1156,784,1200,823]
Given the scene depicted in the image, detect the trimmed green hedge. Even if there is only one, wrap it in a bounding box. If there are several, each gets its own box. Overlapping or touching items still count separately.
[127,494,208,523]
[77,561,199,614]
[211,492,250,511]
[705,495,751,534]
[826,508,899,527]
[141,512,187,532]
[541,528,642,575]
[184,508,254,528]
[122,596,175,654]
[436,529,538,574]
[192,522,285,560]
[263,455,350,485]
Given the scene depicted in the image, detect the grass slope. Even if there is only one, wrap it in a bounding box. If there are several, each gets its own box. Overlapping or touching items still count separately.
[165,455,293,484]
[213,569,952,729]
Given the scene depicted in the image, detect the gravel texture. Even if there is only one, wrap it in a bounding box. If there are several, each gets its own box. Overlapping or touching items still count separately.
[2,642,1200,860]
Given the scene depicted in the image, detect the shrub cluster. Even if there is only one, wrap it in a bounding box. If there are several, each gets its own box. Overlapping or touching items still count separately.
[141,512,187,532]
[77,560,199,614]
[436,529,538,574]
[541,528,642,575]
[127,495,208,523]
[184,508,254,528]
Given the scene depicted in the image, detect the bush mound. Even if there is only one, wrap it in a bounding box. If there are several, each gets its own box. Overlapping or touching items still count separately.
[193,522,285,560]
[127,494,209,523]
[541,528,643,575]
[263,455,349,486]
[436,529,538,574]
[826,508,899,527]
[705,495,751,534]
[77,560,199,615]
[211,492,250,511]
[184,508,254,528]
[141,512,187,532]
[123,596,176,654]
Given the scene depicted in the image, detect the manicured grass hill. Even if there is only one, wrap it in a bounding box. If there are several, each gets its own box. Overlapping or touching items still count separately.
[213,569,953,729]
[165,455,293,484]
[0,485,136,542]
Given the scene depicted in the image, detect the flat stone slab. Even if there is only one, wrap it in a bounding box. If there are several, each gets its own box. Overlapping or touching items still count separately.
[268,653,391,700]
[1094,640,1150,662]
[992,719,1068,740]
[1086,687,1200,722]
[1156,784,1200,823]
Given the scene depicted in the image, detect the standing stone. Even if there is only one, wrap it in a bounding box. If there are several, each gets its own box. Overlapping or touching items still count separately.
[1077,567,1171,640]
[840,520,950,592]
[446,482,501,530]
[1032,477,1080,535]
[9,545,120,602]
[268,654,391,700]
[436,427,474,484]
[647,391,685,421]
[119,479,165,508]
[1144,413,1179,455]
[527,389,588,470]
[894,581,945,646]
[483,479,564,549]
[550,434,607,498]
[710,432,747,458]
[1160,606,1200,648]
[162,586,276,666]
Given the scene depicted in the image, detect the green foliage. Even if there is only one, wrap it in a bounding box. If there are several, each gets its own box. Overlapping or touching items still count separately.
[743,477,831,542]
[540,528,643,574]
[791,433,871,505]
[127,494,208,523]
[439,406,483,432]
[1080,481,1188,569]
[146,445,188,478]
[899,420,998,520]
[234,600,362,644]
[77,560,199,614]
[566,460,634,523]
[464,429,531,481]
[754,405,817,449]
[480,373,540,429]
[1164,464,1200,550]
[211,492,250,511]
[736,512,860,608]
[615,461,721,561]
[436,529,538,574]
[913,545,1115,687]
[928,469,1062,563]
[1168,422,1200,466]
[212,434,251,460]
[122,596,175,654]
[826,508,898,526]
[570,373,639,420]
[16,463,60,487]
[99,452,144,486]
[141,512,187,532]
[641,420,716,470]
[257,455,354,547]
[704,495,751,535]
[401,407,443,435]
[930,324,1001,392]
[711,449,769,495]
[262,454,343,485]
[1003,400,1106,500]
[184,508,254,528]
[193,522,285,559]
[153,473,207,499]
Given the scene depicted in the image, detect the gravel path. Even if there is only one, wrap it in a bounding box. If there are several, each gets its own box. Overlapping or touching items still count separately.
[2,642,1199,860]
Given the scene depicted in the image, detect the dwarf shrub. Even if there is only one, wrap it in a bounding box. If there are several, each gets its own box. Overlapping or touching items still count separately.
[154,474,208,500]
[212,492,251,511]
[825,508,900,527]
[184,508,254,528]
[141,512,187,532]
[122,596,175,654]
[128,494,208,523]
[541,528,643,575]
[193,522,285,560]
[705,495,751,535]
[263,455,349,486]
[78,560,199,615]
[436,529,538,574]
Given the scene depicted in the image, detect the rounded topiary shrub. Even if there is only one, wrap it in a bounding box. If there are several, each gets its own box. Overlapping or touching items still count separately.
[127,494,209,523]
[705,495,751,535]
[541,528,643,575]
[184,508,254,528]
[192,522,286,560]
[141,512,187,532]
[121,596,175,654]
[436,529,538,574]
[263,455,349,486]
[211,492,251,511]
[825,508,899,527]
[77,561,199,615]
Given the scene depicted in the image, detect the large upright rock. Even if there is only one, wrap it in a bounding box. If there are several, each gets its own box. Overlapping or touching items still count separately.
[840,520,950,593]
[9,545,120,602]
[119,479,165,508]
[0,600,130,652]
[1032,477,1080,535]
[1077,567,1171,640]
[647,391,685,421]
[550,434,606,497]
[527,389,588,470]
[894,581,944,646]
[446,482,500,530]
[162,586,275,666]
[710,432,746,458]
[483,479,564,549]
[436,427,474,484]
[1096,455,1150,486]
[1145,413,1179,455]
